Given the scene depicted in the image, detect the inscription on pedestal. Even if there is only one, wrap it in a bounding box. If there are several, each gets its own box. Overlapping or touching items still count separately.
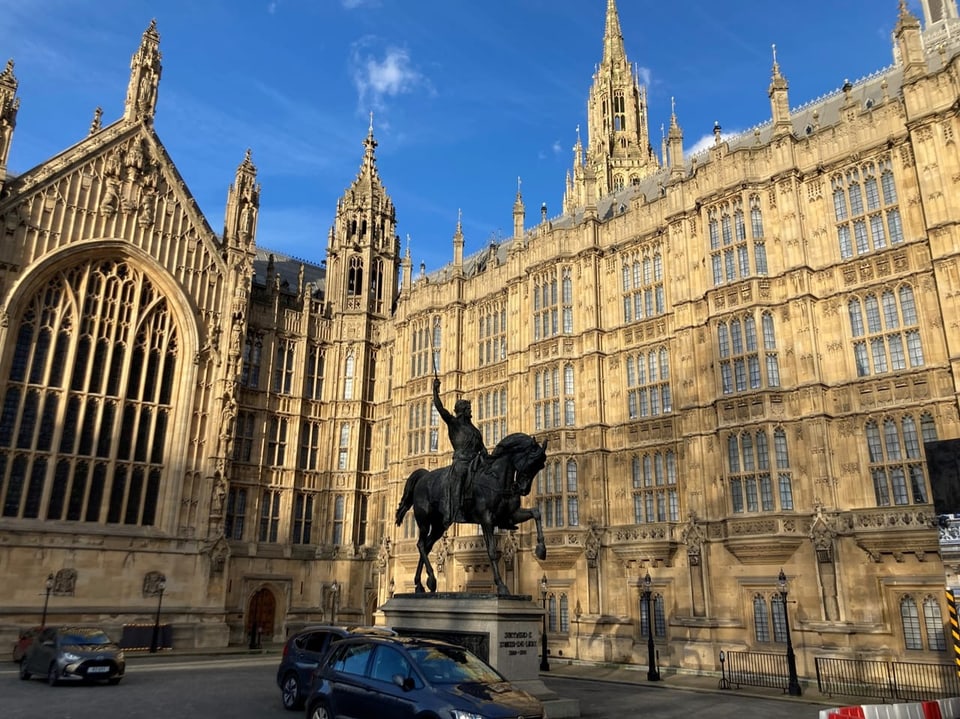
[499,630,537,657]
[394,627,490,663]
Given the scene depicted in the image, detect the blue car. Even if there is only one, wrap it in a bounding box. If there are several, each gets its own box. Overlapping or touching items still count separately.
[276,624,395,710]
[305,635,543,719]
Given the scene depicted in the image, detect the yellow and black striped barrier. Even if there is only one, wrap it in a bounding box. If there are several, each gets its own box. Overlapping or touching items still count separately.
[947,587,960,679]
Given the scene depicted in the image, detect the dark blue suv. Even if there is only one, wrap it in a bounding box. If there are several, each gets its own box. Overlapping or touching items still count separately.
[305,635,543,719]
[276,625,395,710]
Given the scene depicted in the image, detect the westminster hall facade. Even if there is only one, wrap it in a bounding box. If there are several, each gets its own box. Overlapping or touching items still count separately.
[3,0,960,679]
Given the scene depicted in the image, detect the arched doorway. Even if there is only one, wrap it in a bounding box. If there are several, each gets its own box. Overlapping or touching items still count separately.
[246,587,276,648]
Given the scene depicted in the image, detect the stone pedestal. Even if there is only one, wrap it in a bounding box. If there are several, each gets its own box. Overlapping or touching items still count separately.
[379,592,580,718]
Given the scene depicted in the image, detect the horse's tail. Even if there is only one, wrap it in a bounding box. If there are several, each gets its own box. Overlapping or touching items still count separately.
[395,469,426,526]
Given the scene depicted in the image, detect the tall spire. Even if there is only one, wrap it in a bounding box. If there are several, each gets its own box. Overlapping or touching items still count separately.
[124,19,162,123]
[582,0,658,201]
[602,0,627,66]
[326,120,398,316]
[768,44,792,137]
[0,59,20,179]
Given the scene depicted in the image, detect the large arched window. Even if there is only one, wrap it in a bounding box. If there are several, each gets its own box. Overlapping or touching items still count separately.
[0,260,177,526]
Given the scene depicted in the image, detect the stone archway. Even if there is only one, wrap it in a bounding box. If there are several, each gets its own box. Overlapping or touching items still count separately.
[246,587,276,647]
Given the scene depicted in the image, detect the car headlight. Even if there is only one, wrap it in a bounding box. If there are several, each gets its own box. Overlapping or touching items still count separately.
[116,651,125,662]
[451,712,485,719]
[61,652,82,662]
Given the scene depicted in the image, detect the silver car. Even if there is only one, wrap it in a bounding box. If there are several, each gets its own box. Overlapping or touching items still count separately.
[19,626,125,686]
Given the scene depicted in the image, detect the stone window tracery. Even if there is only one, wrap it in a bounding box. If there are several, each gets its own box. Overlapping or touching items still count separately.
[833,156,903,259]
[848,285,923,377]
[709,195,766,286]
[0,260,175,526]
[626,347,671,419]
[727,427,794,514]
[621,248,664,323]
[866,413,935,506]
[717,312,780,395]
[537,458,578,528]
[631,450,678,523]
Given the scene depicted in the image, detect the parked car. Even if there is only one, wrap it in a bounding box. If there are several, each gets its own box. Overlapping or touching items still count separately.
[19,626,125,686]
[276,624,396,710]
[11,626,40,662]
[304,634,544,719]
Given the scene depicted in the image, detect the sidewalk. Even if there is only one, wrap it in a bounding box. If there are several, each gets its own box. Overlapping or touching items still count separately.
[543,660,851,708]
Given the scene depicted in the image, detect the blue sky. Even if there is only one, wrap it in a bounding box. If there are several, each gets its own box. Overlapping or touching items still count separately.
[0,0,924,272]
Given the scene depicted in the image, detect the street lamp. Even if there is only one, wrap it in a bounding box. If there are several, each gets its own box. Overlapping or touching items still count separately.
[778,569,802,696]
[149,578,166,654]
[539,574,550,671]
[330,580,340,625]
[574,599,583,660]
[643,571,660,681]
[40,574,54,628]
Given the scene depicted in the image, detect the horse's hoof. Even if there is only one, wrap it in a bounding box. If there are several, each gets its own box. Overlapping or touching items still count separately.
[427,576,437,592]
[497,584,510,596]
[535,543,546,561]
[415,585,425,594]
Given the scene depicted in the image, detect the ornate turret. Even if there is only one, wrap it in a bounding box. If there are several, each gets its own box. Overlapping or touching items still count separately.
[453,209,464,271]
[768,45,792,138]
[895,0,927,81]
[584,0,659,197]
[512,178,525,239]
[564,125,587,214]
[123,20,162,123]
[667,99,684,180]
[325,114,399,316]
[0,59,20,182]
[223,149,260,250]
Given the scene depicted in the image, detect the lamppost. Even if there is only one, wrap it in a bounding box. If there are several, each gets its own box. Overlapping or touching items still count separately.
[40,574,54,628]
[330,580,340,625]
[643,571,660,681]
[149,578,166,654]
[778,569,802,696]
[574,599,582,660]
[539,574,550,672]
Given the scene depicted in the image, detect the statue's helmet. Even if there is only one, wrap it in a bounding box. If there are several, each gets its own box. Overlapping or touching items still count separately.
[454,399,471,416]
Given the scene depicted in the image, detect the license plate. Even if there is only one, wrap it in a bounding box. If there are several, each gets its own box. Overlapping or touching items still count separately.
[87,666,109,673]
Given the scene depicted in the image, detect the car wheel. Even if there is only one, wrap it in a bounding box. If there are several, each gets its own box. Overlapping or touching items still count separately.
[19,659,31,680]
[307,700,331,719]
[47,663,60,687]
[280,672,302,710]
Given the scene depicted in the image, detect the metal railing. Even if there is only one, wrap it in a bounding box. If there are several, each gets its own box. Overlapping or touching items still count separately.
[724,650,791,692]
[815,657,960,701]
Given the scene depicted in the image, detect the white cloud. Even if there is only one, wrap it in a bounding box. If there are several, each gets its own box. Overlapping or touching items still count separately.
[686,127,743,156]
[636,65,652,87]
[342,0,379,9]
[552,140,563,155]
[351,39,424,111]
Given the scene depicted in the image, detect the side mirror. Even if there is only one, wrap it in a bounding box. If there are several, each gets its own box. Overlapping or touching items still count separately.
[392,674,415,691]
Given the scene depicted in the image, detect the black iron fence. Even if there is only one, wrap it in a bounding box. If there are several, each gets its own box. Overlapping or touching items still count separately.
[722,651,960,701]
[724,650,791,692]
[815,656,960,702]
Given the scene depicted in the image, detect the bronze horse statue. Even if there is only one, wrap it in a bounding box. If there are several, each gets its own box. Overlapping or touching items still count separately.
[395,433,548,595]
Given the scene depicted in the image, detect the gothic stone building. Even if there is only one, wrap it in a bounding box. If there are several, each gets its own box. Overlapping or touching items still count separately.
[2,0,960,678]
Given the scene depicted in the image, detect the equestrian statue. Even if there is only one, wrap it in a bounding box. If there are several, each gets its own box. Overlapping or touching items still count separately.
[395,377,548,595]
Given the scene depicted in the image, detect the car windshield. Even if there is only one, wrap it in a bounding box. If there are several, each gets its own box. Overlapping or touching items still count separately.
[407,645,503,685]
[60,628,112,646]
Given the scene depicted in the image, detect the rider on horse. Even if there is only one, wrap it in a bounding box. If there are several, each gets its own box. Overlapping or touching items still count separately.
[433,377,487,524]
